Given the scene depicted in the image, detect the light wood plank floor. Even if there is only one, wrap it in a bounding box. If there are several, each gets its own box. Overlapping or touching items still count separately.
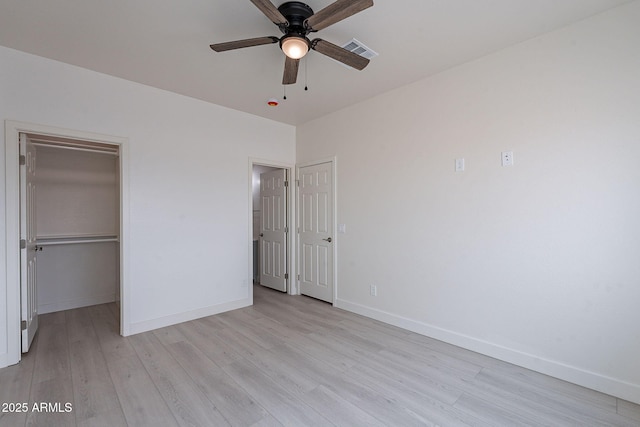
[1,285,639,426]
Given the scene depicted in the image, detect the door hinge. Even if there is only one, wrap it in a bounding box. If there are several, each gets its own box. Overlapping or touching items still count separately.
[21,320,27,331]
[296,179,300,186]
[285,226,288,233]
[19,155,26,166]
[284,180,289,187]
[285,273,289,280]
[20,239,26,249]
[297,274,300,280]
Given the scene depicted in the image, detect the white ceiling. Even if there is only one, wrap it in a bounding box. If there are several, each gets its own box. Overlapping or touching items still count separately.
[0,0,631,125]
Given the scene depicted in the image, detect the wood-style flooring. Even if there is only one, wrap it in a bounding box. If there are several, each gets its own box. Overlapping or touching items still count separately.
[1,284,639,426]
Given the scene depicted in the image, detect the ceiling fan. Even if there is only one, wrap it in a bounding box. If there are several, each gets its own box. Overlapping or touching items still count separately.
[210,0,374,85]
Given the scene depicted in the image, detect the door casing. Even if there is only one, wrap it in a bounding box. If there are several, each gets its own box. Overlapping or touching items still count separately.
[3,120,130,367]
[249,159,295,302]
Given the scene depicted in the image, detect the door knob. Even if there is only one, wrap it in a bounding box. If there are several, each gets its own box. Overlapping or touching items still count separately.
[323,237,332,243]
[259,233,264,237]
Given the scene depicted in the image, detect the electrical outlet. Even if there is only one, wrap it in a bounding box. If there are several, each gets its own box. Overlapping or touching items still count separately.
[501,151,514,167]
[370,284,377,296]
[455,158,465,172]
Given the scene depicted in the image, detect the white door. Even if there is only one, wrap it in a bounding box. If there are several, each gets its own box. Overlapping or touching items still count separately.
[20,133,38,352]
[298,161,334,303]
[260,169,288,292]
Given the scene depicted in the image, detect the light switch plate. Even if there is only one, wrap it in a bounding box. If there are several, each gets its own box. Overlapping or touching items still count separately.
[455,158,465,172]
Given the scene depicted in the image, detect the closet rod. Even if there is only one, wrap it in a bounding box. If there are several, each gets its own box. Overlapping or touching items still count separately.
[32,142,119,156]
[37,237,119,246]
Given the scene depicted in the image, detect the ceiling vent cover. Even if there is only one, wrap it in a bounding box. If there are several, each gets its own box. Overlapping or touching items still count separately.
[341,38,378,59]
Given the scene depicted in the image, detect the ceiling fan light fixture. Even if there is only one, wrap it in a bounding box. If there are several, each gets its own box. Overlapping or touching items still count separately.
[281,36,309,59]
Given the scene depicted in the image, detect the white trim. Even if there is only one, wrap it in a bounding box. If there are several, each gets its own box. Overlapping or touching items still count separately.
[335,297,640,405]
[117,139,131,336]
[295,157,337,303]
[3,120,130,368]
[332,158,338,304]
[248,158,296,302]
[129,297,251,335]
[4,124,20,366]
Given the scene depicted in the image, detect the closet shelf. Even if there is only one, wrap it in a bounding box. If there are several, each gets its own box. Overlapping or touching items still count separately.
[37,235,119,246]
[32,141,119,156]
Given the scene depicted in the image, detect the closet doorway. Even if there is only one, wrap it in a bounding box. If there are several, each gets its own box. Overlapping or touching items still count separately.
[4,121,129,366]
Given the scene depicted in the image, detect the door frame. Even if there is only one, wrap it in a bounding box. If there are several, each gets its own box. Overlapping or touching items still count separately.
[4,120,130,367]
[296,157,338,304]
[248,158,295,301]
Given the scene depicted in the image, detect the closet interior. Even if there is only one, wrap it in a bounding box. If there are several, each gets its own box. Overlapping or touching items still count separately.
[31,135,120,315]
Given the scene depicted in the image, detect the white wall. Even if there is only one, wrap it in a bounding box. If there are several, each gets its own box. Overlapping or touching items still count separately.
[35,145,119,314]
[0,46,295,365]
[36,145,119,238]
[297,2,640,404]
[37,242,119,314]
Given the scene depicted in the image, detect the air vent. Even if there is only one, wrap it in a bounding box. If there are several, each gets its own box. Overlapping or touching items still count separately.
[341,38,378,60]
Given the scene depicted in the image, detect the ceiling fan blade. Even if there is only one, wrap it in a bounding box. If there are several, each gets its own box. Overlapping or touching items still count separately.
[250,0,289,25]
[210,36,279,52]
[311,39,369,70]
[282,57,300,85]
[305,0,373,31]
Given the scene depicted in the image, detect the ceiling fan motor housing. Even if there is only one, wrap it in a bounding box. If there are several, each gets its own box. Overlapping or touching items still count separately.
[277,1,314,36]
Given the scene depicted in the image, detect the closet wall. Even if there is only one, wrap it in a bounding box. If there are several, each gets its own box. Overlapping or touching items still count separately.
[35,142,119,314]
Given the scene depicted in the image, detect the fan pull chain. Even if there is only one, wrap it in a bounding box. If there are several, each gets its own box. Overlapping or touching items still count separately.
[283,85,287,100]
[304,57,308,91]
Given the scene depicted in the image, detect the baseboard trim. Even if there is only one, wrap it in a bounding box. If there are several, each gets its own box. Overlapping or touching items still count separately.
[39,294,116,315]
[335,298,640,405]
[128,297,251,336]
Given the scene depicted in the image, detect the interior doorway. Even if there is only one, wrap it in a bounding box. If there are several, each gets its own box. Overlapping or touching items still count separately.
[250,161,293,296]
[23,134,121,354]
[4,121,129,367]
